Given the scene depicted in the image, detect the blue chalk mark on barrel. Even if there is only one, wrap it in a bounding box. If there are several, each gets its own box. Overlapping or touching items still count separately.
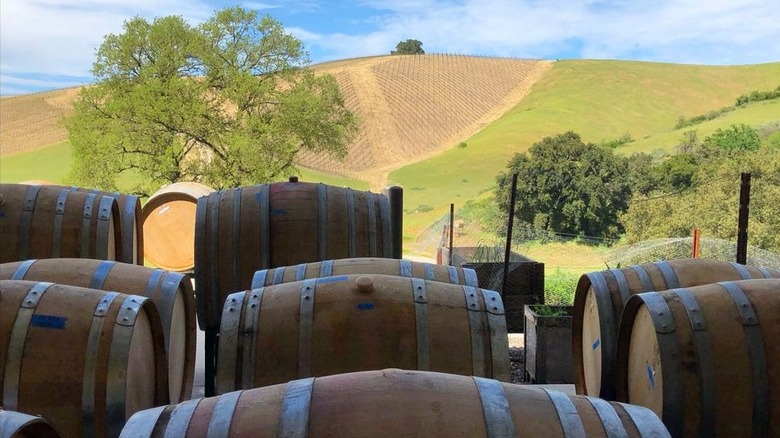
[357,303,375,310]
[30,314,67,330]
[270,208,288,215]
[647,365,655,389]
[592,339,600,350]
[316,276,349,284]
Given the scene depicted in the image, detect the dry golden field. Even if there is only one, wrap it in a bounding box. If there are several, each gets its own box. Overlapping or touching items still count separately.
[0,55,551,190]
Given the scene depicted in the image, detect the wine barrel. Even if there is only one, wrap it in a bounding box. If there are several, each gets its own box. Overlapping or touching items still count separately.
[195,181,394,330]
[0,280,168,438]
[573,258,779,399]
[0,258,196,403]
[615,279,780,438]
[0,409,61,438]
[252,257,478,288]
[122,369,670,437]
[15,183,142,265]
[0,184,121,263]
[217,274,509,392]
[141,182,213,272]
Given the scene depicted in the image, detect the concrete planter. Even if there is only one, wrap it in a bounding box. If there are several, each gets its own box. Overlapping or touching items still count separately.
[524,305,574,384]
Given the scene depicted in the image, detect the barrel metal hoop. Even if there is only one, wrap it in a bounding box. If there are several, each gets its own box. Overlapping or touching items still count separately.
[84,291,119,434]
[463,267,479,287]
[608,268,631,306]
[584,397,628,438]
[80,193,98,258]
[483,290,510,380]
[241,289,263,390]
[257,185,271,269]
[412,278,430,370]
[106,295,143,438]
[729,262,752,280]
[296,263,307,281]
[95,195,114,260]
[163,398,202,438]
[719,281,769,437]
[298,279,317,378]
[399,259,413,278]
[217,291,246,394]
[655,261,680,289]
[207,390,242,438]
[121,194,138,263]
[273,266,286,285]
[346,188,357,258]
[543,388,586,438]
[194,195,209,326]
[252,270,269,289]
[2,282,54,410]
[157,272,183,352]
[231,188,243,294]
[630,265,654,291]
[278,377,315,438]
[51,188,70,257]
[119,405,166,438]
[379,194,392,258]
[317,184,328,260]
[423,263,436,281]
[757,267,772,278]
[90,260,117,290]
[319,260,333,278]
[620,403,672,438]
[366,192,377,256]
[448,266,459,284]
[473,377,516,438]
[585,271,617,398]
[208,191,222,327]
[18,184,42,260]
[638,292,683,437]
[464,286,486,376]
[672,288,716,437]
[11,259,37,280]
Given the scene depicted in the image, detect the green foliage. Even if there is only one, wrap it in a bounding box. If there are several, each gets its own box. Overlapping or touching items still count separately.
[391,39,425,55]
[457,142,468,149]
[529,304,571,317]
[735,85,780,106]
[544,270,578,305]
[64,7,357,195]
[652,153,699,192]
[494,132,633,240]
[599,132,634,149]
[701,123,761,155]
[674,85,780,130]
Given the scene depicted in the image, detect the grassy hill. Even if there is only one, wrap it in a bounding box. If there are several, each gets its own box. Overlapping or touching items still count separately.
[2,57,779,254]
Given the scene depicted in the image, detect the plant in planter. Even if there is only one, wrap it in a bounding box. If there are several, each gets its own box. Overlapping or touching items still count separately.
[524,303,574,384]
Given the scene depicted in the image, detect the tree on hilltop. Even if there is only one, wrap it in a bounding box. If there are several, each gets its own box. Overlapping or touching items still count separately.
[391,39,424,55]
[65,7,357,195]
[494,132,633,239]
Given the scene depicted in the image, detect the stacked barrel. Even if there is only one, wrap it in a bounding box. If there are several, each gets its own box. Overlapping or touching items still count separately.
[572,259,780,437]
[0,183,197,437]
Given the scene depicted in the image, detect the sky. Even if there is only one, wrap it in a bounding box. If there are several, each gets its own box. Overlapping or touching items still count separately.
[1,0,779,95]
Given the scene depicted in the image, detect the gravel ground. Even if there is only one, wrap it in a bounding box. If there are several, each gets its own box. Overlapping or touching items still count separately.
[509,347,525,383]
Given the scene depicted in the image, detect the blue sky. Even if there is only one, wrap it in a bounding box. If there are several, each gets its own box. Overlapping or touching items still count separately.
[2,0,779,95]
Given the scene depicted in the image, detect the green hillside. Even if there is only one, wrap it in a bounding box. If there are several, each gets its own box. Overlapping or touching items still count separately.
[391,59,780,238]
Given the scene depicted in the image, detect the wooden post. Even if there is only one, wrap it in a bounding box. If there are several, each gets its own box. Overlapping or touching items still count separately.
[448,203,454,265]
[205,329,217,397]
[736,173,751,265]
[502,174,519,298]
[384,186,404,259]
[692,228,700,258]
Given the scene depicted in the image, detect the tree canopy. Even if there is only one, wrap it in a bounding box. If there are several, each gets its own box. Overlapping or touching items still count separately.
[494,132,632,239]
[65,7,357,194]
[391,39,424,55]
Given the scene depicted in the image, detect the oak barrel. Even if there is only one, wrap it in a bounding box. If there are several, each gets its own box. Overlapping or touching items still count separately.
[616,279,780,438]
[16,182,142,265]
[0,280,168,438]
[573,258,779,399]
[217,274,509,392]
[121,369,670,437]
[194,181,394,330]
[0,409,61,438]
[0,184,121,263]
[252,257,478,288]
[141,182,213,272]
[0,258,196,403]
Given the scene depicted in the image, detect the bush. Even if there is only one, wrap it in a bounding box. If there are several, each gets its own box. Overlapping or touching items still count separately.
[544,270,579,305]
